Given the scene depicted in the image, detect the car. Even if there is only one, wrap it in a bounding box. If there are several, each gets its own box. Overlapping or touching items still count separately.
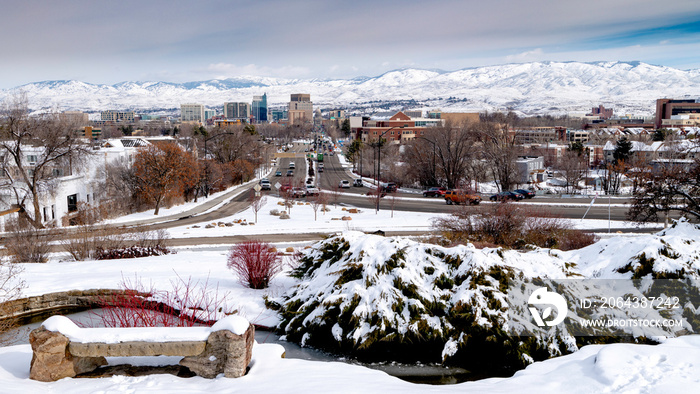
[513,189,536,199]
[259,179,271,190]
[339,180,350,188]
[423,187,447,197]
[380,182,397,193]
[290,187,306,198]
[444,189,481,205]
[289,162,296,169]
[318,163,324,169]
[286,170,294,176]
[353,178,364,187]
[275,171,282,177]
[489,191,525,202]
[305,185,320,196]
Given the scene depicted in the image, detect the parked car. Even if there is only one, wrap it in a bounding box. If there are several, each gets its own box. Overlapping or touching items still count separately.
[489,191,525,202]
[353,178,364,187]
[286,170,294,176]
[259,179,271,190]
[338,180,350,188]
[423,187,447,197]
[275,170,282,177]
[305,185,320,196]
[513,189,536,199]
[290,187,306,198]
[444,189,481,205]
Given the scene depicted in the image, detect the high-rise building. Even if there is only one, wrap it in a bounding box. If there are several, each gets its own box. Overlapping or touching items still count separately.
[252,93,268,122]
[181,104,204,122]
[289,94,313,125]
[223,102,251,119]
[655,98,700,129]
[101,110,134,123]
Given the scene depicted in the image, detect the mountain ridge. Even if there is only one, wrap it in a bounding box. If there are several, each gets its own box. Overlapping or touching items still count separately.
[2,61,699,116]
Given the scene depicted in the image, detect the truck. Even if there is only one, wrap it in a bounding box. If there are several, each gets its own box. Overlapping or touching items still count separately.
[444,189,481,205]
[317,153,324,162]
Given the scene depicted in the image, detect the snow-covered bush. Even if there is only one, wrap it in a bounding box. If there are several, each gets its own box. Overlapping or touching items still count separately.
[270,224,700,373]
[268,232,571,374]
[228,240,283,289]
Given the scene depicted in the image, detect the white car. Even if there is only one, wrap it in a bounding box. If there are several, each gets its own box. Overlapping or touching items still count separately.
[338,180,350,188]
[305,185,320,196]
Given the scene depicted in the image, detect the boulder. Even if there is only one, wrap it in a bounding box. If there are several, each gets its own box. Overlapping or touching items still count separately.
[29,327,106,382]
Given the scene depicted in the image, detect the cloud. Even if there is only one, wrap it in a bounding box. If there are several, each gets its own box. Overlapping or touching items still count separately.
[505,48,545,63]
[201,63,311,79]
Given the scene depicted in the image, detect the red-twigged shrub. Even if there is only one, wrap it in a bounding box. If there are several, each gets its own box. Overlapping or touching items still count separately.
[227,240,282,289]
[89,275,236,328]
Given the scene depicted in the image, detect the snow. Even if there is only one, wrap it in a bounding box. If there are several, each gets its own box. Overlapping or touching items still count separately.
[1,336,699,392]
[2,187,700,390]
[7,61,700,117]
[41,315,249,343]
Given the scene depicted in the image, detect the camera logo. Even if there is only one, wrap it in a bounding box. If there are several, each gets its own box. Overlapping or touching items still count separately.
[528,287,568,327]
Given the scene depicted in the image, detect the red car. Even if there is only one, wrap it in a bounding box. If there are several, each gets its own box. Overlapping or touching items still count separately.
[423,187,447,197]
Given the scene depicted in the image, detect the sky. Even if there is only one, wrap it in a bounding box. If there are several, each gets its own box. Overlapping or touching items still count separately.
[2,0,700,89]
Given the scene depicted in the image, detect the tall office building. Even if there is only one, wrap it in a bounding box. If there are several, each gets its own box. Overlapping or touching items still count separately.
[181,103,204,122]
[252,93,268,122]
[288,94,313,125]
[223,102,251,119]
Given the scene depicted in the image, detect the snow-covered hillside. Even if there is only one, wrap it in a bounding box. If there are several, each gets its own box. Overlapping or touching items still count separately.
[2,61,699,116]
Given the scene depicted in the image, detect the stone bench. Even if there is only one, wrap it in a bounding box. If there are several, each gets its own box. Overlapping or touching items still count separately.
[29,315,255,382]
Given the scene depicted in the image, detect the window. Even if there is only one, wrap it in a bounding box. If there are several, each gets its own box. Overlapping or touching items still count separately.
[27,155,38,164]
[67,194,78,213]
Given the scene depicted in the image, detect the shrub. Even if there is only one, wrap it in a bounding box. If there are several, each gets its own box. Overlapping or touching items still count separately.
[4,219,50,263]
[432,203,597,250]
[227,240,282,289]
[91,274,235,327]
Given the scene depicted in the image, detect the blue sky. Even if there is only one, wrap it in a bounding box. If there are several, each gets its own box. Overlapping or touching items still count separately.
[2,0,700,88]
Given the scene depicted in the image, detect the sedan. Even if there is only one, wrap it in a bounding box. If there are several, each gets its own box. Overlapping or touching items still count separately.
[338,180,350,188]
[305,185,320,196]
[423,187,447,197]
[275,171,282,177]
[514,189,536,199]
[290,187,306,198]
[490,191,525,202]
[286,170,294,176]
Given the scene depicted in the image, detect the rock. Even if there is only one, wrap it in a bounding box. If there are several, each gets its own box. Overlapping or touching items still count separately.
[331,218,340,221]
[341,216,352,221]
[180,324,255,378]
[29,327,106,382]
[225,223,233,227]
[285,247,294,253]
[192,225,200,228]
[249,223,255,226]
[205,224,215,229]
[279,213,290,220]
[342,207,347,211]
[348,208,359,214]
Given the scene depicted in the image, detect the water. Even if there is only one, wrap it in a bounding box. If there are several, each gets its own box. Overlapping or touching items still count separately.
[11,309,481,385]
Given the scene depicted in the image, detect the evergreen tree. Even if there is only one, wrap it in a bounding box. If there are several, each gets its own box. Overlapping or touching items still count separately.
[613,137,632,164]
[341,118,351,137]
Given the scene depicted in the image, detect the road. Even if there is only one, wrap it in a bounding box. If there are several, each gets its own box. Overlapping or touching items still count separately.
[86,143,671,247]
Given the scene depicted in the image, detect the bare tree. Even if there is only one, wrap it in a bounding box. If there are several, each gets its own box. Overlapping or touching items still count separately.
[308,191,328,221]
[476,121,522,192]
[249,190,266,223]
[628,159,700,222]
[556,149,587,194]
[0,94,93,228]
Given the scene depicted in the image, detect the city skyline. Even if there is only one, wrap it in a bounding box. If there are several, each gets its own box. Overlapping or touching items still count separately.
[2,0,700,89]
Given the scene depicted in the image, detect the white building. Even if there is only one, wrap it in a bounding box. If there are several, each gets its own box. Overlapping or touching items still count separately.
[181,103,204,123]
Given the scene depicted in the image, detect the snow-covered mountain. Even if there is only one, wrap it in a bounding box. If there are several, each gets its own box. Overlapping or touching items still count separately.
[3,61,700,116]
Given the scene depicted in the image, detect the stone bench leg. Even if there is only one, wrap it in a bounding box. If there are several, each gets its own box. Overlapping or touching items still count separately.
[29,327,107,382]
[180,324,255,378]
